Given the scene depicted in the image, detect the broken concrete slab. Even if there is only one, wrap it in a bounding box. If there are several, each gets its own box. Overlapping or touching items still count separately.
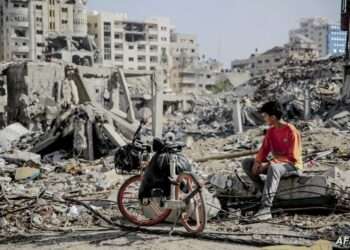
[0,123,30,151]
[1,150,41,164]
[96,170,123,191]
[15,167,41,181]
[102,123,127,147]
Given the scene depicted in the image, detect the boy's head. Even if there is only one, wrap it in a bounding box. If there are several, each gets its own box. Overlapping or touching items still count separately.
[259,101,283,125]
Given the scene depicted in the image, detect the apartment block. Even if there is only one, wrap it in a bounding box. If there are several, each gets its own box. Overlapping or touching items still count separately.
[0,0,87,62]
[289,17,347,57]
[87,12,173,72]
[328,24,347,55]
[0,0,41,61]
[170,33,199,67]
[231,36,318,77]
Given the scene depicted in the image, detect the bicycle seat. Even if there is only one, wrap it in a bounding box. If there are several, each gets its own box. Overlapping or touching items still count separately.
[163,142,185,153]
[152,138,185,153]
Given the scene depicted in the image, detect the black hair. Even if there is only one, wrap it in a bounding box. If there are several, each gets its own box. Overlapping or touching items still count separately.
[259,101,283,120]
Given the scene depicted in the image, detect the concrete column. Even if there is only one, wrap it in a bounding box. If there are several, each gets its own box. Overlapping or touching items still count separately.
[182,99,188,112]
[304,87,311,120]
[342,65,350,101]
[28,0,36,61]
[232,99,243,134]
[84,120,94,160]
[151,71,163,138]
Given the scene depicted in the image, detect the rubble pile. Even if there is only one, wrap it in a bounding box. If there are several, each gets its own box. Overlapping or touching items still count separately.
[245,56,344,119]
[0,103,138,235]
[165,95,241,138]
[165,56,347,139]
[0,154,126,235]
[0,55,350,247]
[1,103,136,161]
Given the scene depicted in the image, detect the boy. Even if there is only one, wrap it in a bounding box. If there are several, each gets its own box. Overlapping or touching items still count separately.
[242,101,303,221]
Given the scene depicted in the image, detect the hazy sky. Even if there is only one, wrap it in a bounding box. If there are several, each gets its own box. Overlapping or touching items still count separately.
[87,0,340,66]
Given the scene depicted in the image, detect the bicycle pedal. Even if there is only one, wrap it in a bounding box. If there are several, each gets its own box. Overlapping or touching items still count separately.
[151,188,164,197]
[179,181,189,193]
[164,200,186,209]
[168,177,178,185]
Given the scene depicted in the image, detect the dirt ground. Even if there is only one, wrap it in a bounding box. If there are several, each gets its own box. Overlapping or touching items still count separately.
[0,232,259,250]
[1,126,347,250]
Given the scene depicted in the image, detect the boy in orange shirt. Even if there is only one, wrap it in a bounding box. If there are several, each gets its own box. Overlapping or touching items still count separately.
[242,101,303,221]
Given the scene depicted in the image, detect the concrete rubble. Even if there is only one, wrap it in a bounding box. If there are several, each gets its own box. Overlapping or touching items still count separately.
[1,54,350,248]
[163,55,350,139]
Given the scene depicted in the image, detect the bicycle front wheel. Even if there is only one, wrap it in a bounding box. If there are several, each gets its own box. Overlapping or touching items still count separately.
[175,172,207,234]
[117,175,172,226]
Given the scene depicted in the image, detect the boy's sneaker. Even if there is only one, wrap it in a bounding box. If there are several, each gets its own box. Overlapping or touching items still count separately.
[254,207,272,221]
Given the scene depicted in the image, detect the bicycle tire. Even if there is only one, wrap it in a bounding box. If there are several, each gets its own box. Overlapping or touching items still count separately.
[117,175,172,226]
[175,172,207,234]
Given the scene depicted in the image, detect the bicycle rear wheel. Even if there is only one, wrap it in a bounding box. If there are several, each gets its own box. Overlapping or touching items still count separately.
[117,175,172,226]
[175,172,207,234]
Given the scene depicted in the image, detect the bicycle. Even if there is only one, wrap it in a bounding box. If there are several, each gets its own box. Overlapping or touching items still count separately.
[115,122,207,234]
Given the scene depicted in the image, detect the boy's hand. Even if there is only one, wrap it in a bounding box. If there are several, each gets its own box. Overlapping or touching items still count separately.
[259,162,270,174]
[252,161,262,176]
[252,161,270,176]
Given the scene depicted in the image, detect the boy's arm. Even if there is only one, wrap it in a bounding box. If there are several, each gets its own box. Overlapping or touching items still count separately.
[287,128,301,164]
[255,132,271,163]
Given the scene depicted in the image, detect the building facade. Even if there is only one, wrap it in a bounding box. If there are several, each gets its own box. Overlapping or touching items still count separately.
[231,47,288,77]
[176,59,224,94]
[289,18,346,57]
[0,0,88,62]
[169,32,200,92]
[328,24,347,55]
[170,33,199,67]
[87,12,173,72]
[231,38,318,77]
[0,0,42,61]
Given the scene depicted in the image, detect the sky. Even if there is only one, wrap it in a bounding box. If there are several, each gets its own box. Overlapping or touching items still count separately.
[87,0,340,67]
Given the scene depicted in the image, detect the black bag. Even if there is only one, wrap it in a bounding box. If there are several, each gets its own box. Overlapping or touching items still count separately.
[114,144,142,172]
[138,152,192,199]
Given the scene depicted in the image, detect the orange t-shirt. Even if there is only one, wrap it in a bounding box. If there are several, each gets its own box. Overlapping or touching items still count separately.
[255,123,303,169]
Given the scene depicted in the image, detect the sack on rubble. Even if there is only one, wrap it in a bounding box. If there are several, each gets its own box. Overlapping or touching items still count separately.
[114,144,142,173]
[138,138,191,199]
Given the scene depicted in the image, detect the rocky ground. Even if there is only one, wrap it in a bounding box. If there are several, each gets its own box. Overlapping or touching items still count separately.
[1,121,350,249]
[1,55,350,249]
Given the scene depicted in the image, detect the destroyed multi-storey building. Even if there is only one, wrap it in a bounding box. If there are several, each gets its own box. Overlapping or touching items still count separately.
[0,61,165,160]
[0,1,350,249]
[172,59,225,94]
[231,36,319,77]
[86,12,226,94]
[0,0,88,62]
[45,34,98,66]
[289,17,347,57]
[87,12,172,87]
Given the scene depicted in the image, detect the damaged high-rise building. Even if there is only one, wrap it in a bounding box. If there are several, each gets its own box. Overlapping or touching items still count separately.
[289,17,347,57]
[0,0,88,62]
[87,12,172,71]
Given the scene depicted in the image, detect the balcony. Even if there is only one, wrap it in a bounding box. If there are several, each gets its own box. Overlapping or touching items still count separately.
[137,46,146,52]
[11,35,29,41]
[7,13,29,27]
[11,29,29,39]
[137,56,146,63]
[14,46,29,53]
[12,20,29,27]
[150,47,158,53]
[148,35,158,42]
[7,7,28,19]
[150,56,158,64]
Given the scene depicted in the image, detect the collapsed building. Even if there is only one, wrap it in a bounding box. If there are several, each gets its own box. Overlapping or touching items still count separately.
[0,61,165,160]
[45,35,98,66]
[0,14,350,246]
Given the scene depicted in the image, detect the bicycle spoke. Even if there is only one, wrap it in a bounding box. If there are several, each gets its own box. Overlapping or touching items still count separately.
[118,175,171,226]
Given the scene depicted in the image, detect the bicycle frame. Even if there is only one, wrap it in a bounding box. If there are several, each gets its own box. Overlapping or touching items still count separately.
[163,154,203,210]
